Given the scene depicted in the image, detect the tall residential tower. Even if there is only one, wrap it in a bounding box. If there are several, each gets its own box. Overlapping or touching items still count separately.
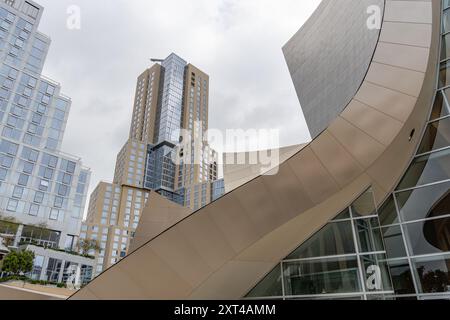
[81,53,221,277]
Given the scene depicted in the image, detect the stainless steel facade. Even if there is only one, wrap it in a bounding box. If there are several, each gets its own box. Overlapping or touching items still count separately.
[283,0,384,138]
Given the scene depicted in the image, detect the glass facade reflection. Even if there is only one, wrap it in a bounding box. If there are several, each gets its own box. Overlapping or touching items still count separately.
[155,53,187,144]
[247,189,394,300]
[247,0,450,301]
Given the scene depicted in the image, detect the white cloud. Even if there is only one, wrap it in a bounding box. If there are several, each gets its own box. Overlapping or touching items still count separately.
[36,0,319,202]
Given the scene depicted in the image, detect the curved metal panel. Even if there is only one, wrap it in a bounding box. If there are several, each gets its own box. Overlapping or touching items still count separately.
[283,0,385,138]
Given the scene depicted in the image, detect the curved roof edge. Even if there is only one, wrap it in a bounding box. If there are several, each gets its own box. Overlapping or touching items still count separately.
[284,0,385,138]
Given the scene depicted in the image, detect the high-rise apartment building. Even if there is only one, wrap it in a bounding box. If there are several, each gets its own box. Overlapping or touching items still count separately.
[0,0,93,285]
[81,53,222,277]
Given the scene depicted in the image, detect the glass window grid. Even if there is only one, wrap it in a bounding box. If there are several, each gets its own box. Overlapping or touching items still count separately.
[370,0,450,299]
[247,188,394,300]
[369,3,450,298]
[359,3,450,299]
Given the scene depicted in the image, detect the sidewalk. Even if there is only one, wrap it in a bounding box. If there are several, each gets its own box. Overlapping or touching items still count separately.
[0,281,74,300]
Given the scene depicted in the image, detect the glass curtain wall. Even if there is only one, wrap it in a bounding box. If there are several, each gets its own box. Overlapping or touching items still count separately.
[246,189,394,300]
[378,0,450,300]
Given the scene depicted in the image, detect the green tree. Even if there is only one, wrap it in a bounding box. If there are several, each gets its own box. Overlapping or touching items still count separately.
[1,250,35,275]
[2,235,14,247]
[1,251,20,274]
[18,251,34,274]
[77,239,100,256]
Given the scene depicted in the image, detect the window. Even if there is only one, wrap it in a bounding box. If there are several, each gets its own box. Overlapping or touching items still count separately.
[42,167,53,179]
[247,265,283,298]
[396,181,450,222]
[6,198,18,212]
[46,85,55,95]
[413,254,450,294]
[12,186,23,199]
[283,257,361,296]
[382,225,407,259]
[39,179,49,191]
[64,235,74,251]
[404,217,450,256]
[30,254,44,280]
[28,76,37,88]
[58,184,69,197]
[66,161,76,174]
[0,155,13,168]
[417,118,450,155]
[62,173,72,185]
[23,161,34,174]
[17,173,29,186]
[21,146,39,162]
[54,196,63,208]
[0,168,7,180]
[397,149,450,190]
[49,208,59,220]
[29,204,39,216]
[42,153,58,168]
[4,1,15,8]
[79,171,88,183]
[0,140,18,155]
[34,191,44,203]
[27,123,37,134]
[22,1,39,19]
[36,104,46,114]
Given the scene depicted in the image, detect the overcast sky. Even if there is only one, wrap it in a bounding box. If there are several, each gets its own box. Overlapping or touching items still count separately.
[35,0,320,198]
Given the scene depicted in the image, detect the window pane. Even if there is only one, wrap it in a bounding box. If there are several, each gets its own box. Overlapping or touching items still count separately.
[351,189,376,217]
[397,148,450,190]
[378,195,399,226]
[439,60,450,88]
[359,254,393,292]
[29,204,39,216]
[444,0,450,10]
[388,259,416,295]
[443,9,450,34]
[332,208,351,221]
[355,218,384,253]
[442,33,450,61]
[433,89,450,120]
[382,225,407,258]
[286,221,355,260]
[404,216,450,255]
[246,264,283,298]
[413,254,450,294]
[396,182,450,222]
[283,257,361,296]
[417,118,450,154]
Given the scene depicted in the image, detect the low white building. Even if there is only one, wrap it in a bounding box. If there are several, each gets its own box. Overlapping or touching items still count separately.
[23,244,93,287]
